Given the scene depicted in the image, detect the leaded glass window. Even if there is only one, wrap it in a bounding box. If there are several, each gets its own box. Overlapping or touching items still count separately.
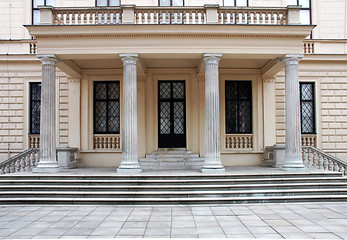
[300,82,315,134]
[30,83,41,134]
[225,81,252,134]
[94,81,120,134]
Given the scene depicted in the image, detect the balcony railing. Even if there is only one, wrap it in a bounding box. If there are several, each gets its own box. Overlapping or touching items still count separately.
[38,5,301,26]
[225,134,253,150]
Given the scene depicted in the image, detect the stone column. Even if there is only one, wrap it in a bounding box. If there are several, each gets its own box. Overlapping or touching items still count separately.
[33,54,60,173]
[117,54,142,173]
[201,53,225,173]
[281,54,306,171]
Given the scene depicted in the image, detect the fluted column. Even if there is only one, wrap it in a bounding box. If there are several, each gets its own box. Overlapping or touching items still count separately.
[281,54,306,171]
[201,53,225,173]
[117,53,142,173]
[33,54,60,173]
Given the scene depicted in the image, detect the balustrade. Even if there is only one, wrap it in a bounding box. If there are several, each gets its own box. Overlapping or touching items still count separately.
[303,41,314,54]
[0,148,39,174]
[301,134,316,147]
[93,134,121,150]
[302,146,347,175]
[29,134,40,148]
[43,5,296,26]
[225,134,253,150]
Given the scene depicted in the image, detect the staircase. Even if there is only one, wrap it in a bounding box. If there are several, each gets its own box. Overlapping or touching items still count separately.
[139,150,204,170]
[0,171,347,204]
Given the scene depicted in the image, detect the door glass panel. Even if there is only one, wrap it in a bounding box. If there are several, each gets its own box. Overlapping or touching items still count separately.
[97,0,108,6]
[172,82,184,99]
[286,0,297,5]
[46,0,56,6]
[33,0,44,7]
[94,102,107,132]
[174,102,184,134]
[299,0,310,8]
[110,0,120,6]
[160,102,171,134]
[300,10,310,24]
[236,0,248,6]
[160,83,171,99]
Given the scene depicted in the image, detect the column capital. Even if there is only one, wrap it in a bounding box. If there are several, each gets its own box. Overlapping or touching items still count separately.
[281,54,303,65]
[37,54,59,65]
[120,53,139,65]
[203,53,222,64]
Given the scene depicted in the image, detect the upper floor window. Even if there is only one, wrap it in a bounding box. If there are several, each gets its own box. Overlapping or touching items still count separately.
[159,0,184,6]
[30,83,41,134]
[287,0,311,25]
[96,0,120,7]
[300,82,315,134]
[224,0,249,6]
[225,81,252,134]
[32,0,56,25]
[94,81,120,134]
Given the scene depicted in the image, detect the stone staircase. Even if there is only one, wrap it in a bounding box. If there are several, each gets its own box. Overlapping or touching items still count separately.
[0,171,347,204]
[139,150,204,170]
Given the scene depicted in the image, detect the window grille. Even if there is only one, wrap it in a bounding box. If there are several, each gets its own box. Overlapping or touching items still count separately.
[94,81,120,134]
[30,83,41,134]
[300,82,315,134]
[225,81,252,134]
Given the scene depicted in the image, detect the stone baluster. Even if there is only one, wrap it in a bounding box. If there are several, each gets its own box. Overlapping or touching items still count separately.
[201,53,225,173]
[33,54,60,173]
[117,54,142,173]
[281,55,306,172]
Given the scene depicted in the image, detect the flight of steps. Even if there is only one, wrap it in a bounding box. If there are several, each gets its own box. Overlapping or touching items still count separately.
[139,150,204,170]
[0,172,347,204]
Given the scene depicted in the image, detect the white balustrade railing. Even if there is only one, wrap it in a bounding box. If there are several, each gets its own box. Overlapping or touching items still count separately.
[0,148,39,174]
[301,134,316,147]
[29,134,40,148]
[29,42,37,54]
[93,134,121,150]
[225,134,253,150]
[218,7,287,25]
[41,5,298,26]
[134,7,205,24]
[54,8,122,25]
[302,146,347,175]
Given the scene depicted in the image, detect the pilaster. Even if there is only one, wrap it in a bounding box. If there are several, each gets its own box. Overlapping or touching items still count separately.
[117,53,142,173]
[33,54,60,173]
[201,53,225,173]
[281,54,306,171]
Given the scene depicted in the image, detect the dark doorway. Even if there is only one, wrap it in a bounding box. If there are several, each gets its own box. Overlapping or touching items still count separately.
[158,81,186,148]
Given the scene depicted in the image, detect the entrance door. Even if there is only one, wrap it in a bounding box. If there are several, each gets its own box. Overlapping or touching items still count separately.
[158,81,186,148]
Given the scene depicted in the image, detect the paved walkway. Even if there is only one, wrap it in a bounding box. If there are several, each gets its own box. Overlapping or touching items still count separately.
[1,202,347,239]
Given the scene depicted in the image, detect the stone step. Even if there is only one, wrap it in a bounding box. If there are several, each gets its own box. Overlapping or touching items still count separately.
[1,182,347,191]
[1,194,347,204]
[1,176,346,185]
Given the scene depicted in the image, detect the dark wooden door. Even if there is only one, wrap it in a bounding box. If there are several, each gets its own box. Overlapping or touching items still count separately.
[158,81,186,148]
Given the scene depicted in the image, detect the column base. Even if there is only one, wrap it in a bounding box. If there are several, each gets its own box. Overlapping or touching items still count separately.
[117,167,142,174]
[201,167,225,173]
[281,164,307,172]
[32,162,61,173]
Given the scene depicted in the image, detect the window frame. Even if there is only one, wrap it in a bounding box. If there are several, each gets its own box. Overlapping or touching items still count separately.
[32,0,56,25]
[225,80,252,134]
[29,82,41,134]
[93,81,121,134]
[223,0,249,6]
[300,82,316,134]
[158,0,184,6]
[95,0,121,6]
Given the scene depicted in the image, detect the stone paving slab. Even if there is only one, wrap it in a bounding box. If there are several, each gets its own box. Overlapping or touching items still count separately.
[0,202,347,239]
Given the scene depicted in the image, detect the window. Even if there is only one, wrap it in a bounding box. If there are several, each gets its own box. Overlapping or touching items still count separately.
[300,82,315,134]
[32,0,56,25]
[94,81,120,134]
[224,0,249,6]
[225,81,252,134]
[287,0,311,25]
[96,0,120,7]
[159,0,184,6]
[30,83,41,134]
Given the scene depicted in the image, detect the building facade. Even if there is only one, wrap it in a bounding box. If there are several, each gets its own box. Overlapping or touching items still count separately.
[0,0,346,172]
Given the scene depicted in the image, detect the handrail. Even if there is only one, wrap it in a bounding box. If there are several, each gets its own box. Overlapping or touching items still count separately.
[0,148,39,174]
[302,145,347,175]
